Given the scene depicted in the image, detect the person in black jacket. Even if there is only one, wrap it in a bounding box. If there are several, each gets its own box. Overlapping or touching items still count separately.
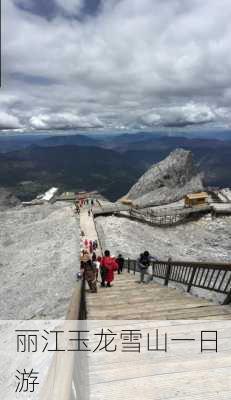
[137,251,158,283]
[116,254,124,274]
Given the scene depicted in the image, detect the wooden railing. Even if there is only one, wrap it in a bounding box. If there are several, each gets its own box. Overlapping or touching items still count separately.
[125,258,231,305]
[39,275,89,400]
[93,204,212,226]
[129,205,212,225]
[129,208,185,226]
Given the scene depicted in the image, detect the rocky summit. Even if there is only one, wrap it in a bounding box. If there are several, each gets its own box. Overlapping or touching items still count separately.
[126,148,204,207]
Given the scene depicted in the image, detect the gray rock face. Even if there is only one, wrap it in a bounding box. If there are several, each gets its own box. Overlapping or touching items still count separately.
[126,149,204,207]
[95,214,231,303]
[0,202,79,319]
[0,188,20,211]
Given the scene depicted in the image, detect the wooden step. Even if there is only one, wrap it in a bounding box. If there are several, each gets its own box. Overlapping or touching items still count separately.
[86,272,231,320]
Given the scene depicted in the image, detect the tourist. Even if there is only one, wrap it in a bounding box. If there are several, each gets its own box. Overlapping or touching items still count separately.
[92,254,101,281]
[116,254,124,274]
[96,256,101,281]
[100,250,118,287]
[89,240,93,254]
[137,251,157,283]
[88,209,91,217]
[81,252,97,293]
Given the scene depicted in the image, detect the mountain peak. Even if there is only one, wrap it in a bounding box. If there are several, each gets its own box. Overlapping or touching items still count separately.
[126,148,204,207]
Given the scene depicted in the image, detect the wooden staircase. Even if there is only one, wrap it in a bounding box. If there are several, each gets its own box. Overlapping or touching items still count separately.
[86,272,231,319]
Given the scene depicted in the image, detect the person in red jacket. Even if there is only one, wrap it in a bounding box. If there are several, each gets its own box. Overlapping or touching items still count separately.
[100,250,118,287]
[89,240,93,254]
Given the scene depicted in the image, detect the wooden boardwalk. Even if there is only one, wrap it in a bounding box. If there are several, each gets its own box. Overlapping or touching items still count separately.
[86,272,231,320]
[80,207,102,257]
[87,272,231,400]
[88,319,231,400]
[80,202,231,400]
[81,202,231,320]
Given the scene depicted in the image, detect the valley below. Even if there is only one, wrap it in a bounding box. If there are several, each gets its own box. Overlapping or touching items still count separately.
[1,133,231,202]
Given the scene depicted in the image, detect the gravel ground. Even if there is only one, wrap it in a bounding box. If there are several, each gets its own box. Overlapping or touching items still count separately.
[0,202,80,319]
[95,214,231,303]
[95,214,231,262]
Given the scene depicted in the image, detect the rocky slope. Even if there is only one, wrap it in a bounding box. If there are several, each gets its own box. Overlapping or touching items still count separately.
[0,202,79,319]
[95,214,231,263]
[95,214,231,302]
[126,148,204,207]
[0,187,20,211]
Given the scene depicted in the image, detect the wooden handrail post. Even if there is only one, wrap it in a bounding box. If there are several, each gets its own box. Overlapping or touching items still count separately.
[78,276,87,320]
[152,261,155,278]
[187,267,196,292]
[223,289,231,305]
[164,258,172,286]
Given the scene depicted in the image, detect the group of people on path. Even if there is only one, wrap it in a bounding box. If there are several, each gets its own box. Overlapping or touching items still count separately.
[80,248,157,292]
[75,197,95,214]
[80,247,125,293]
[84,238,98,254]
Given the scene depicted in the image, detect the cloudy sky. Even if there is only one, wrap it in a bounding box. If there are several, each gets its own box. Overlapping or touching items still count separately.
[1,0,231,132]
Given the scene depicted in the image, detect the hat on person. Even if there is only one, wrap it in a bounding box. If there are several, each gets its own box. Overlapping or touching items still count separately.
[81,251,90,263]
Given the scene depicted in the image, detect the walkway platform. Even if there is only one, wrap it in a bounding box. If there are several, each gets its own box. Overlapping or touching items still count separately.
[87,275,231,398]
[87,273,231,319]
[80,207,102,256]
[80,199,231,400]
[82,202,231,320]
[88,319,231,400]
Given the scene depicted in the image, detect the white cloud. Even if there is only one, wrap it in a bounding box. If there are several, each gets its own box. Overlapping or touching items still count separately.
[1,0,231,132]
[30,113,104,130]
[141,104,215,128]
[0,111,22,129]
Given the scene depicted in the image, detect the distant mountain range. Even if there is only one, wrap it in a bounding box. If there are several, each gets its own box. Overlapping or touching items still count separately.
[0,145,141,201]
[0,132,231,201]
[1,130,231,153]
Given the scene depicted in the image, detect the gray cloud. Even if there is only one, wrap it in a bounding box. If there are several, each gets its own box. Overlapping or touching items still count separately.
[1,0,231,132]
[140,104,215,128]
